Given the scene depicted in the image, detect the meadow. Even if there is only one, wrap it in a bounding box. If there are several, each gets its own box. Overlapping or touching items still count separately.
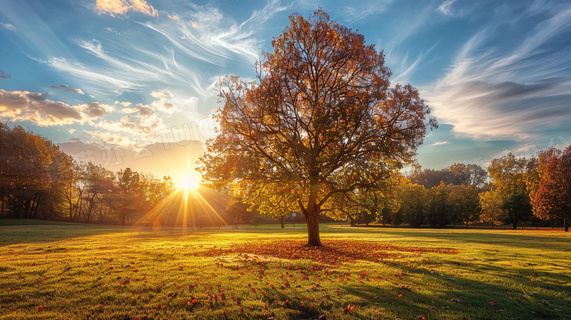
[0,220,569,320]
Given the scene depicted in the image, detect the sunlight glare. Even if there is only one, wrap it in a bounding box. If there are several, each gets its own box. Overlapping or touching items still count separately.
[176,175,200,191]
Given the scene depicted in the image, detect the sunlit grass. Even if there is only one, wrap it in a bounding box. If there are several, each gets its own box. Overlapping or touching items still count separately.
[0,222,569,319]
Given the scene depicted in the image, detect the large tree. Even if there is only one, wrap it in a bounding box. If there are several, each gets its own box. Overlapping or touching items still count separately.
[199,9,435,246]
[534,146,571,232]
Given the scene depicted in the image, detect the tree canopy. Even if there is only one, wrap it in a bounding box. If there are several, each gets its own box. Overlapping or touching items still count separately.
[533,146,571,231]
[199,9,435,246]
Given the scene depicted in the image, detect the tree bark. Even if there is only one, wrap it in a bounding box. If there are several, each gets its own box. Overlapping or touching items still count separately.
[305,209,321,246]
[565,217,569,232]
[303,179,322,246]
[280,215,285,229]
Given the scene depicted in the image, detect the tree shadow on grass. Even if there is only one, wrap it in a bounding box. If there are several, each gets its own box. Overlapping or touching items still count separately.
[191,238,570,319]
[373,230,571,252]
[394,261,570,320]
[0,222,129,247]
[306,261,570,320]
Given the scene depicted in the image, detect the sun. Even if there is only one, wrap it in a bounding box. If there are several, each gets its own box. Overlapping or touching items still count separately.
[175,175,201,191]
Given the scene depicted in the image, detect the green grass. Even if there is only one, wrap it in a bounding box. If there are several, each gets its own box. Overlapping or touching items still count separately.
[0,221,569,319]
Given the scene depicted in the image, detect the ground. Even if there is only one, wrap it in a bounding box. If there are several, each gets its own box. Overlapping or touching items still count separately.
[0,220,570,319]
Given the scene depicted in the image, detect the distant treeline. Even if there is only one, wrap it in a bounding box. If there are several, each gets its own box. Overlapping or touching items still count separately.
[348,149,570,231]
[0,123,174,224]
[1,122,569,230]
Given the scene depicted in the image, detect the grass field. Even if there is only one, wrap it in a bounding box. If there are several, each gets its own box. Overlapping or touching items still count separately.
[0,220,569,319]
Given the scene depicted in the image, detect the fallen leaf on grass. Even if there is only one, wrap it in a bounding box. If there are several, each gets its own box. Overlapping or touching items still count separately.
[195,240,458,265]
[342,304,354,314]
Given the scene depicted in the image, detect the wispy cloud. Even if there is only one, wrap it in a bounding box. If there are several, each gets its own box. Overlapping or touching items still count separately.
[43,2,286,100]
[430,141,449,146]
[95,0,158,17]
[43,57,137,95]
[1,22,16,31]
[437,0,458,17]
[342,0,393,25]
[424,4,571,140]
[0,89,112,126]
[50,84,84,95]
[142,7,260,67]
[392,41,439,84]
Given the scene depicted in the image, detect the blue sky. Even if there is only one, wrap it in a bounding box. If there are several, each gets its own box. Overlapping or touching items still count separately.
[1,0,571,177]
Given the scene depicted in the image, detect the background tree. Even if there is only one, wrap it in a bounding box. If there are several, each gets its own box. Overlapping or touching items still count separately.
[116,168,150,225]
[199,9,435,246]
[526,147,561,210]
[488,153,528,196]
[0,123,74,220]
[449,184,481,227]
[353,172,401,226]
[424,182,454,228]
[533,146,571,231]
[501,192,533,229]
[80,162,115,223]
[448,163,487,188]
[483,153,532,228]
[397,180,426,227]
[479,190,504,226]
[411,163,486,189]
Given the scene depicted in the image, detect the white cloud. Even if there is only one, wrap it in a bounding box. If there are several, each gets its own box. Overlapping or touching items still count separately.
[437,0,458,17]
[392,41,439,84]
[342,1,393,25]
[150,90,172,100]
[1,22,16,31]
[42,2,287,101]
[95,0,158,17]
[115,101,132,108]
[142,10,259,67]
[83,130,127,145]
[95,111,163,135]
[94,90,185,137]
[430,141,449,146]
[0,89,112,126]
[424,5,571,140]
[44,57,136,95]
[50,84,84,95]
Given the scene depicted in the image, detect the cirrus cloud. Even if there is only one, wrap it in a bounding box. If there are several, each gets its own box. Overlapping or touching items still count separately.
[424,4,571,140]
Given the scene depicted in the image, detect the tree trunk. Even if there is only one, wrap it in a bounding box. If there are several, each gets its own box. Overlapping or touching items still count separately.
[565,217,569,232]
[306,210,321,246]
[303,180,322,246]
[280,215,285,229]
[18,198,23,219]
